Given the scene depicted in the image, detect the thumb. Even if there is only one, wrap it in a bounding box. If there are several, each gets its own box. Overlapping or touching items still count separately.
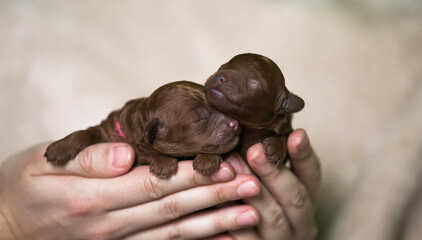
[44,142,135,178]
[287,129,321,203]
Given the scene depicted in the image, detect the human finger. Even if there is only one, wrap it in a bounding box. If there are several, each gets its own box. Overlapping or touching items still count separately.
[64,160,236,211]
[247,143,317,240]
[105,174,261,235]
[288,129,321,203]
[226,153,294,239]
[125,205,259,240]
[36,142,135,178]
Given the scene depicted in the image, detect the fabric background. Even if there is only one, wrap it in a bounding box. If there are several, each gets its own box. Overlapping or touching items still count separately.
[1,1,421,239]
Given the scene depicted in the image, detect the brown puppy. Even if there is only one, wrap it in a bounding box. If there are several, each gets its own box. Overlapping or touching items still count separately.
[205,53,304,164]
[45,81,241,178]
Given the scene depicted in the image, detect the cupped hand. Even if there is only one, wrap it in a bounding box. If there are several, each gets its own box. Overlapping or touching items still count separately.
[0,142,262,240]
[225,129,321,240]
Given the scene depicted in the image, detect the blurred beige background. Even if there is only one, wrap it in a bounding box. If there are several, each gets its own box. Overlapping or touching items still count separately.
[1,0,421,239]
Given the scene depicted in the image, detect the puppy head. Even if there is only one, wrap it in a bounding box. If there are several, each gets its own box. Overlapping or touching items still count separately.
[144,81,240,156]
[205,53,304,126]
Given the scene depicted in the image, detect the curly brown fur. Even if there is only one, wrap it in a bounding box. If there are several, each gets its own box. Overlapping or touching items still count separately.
[45,81,240,178]
[204,53,304,164]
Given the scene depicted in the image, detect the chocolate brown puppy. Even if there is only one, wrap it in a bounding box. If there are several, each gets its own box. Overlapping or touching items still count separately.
[205,53,304,164]
[45,81,241,178]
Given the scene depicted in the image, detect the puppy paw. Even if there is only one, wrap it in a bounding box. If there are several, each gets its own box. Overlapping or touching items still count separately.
[45,129,101,165]
[150,157,178,179]
[44,140,78,165]
[262,136,287,165]
[193,154,222,175]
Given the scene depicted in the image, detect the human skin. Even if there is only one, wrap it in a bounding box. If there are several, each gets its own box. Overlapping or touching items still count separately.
[212,129,321,240]
[125,129,321,240]
[0,129,319,239]
[0,143,260,239]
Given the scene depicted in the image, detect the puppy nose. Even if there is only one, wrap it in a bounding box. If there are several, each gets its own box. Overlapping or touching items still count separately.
[218,76,227,84]
[215,74,228,84]
[229,120,239,131]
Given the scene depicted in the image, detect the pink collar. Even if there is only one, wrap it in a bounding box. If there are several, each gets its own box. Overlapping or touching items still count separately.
[116,120,126,138]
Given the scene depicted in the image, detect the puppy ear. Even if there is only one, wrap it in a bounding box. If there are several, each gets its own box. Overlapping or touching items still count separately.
[145,117,160,144]
[274,92,305,114]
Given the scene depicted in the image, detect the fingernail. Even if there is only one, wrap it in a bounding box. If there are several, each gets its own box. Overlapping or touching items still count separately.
[249,144,267,165]
[109,144,131,169]
[298,130,310,152]
[237,180,260,197]
[248,143,263,162]
[236,210,258,226]
[212,165,235,182]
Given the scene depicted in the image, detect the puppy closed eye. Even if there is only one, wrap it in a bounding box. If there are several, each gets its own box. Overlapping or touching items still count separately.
[248,79,260,88]
[194,110,211,122]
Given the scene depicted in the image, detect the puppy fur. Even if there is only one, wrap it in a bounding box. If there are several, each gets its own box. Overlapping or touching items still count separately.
[205,53,304,164]
[45,81,240,178]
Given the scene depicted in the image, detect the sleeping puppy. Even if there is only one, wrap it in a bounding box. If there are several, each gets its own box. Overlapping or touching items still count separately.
[45,81,241,178]
[204,53,304,165]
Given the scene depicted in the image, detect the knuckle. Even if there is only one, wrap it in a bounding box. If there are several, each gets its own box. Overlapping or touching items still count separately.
[142,177,164,199]
[161,196,183,220]
[167,226,182,240]
[67,195,98,216]
[213,187,228,203]
[77,149,95,174]
[265,207,289,230]
[212,217,226,232]
[188,171,203,186]
[290,182,308,208]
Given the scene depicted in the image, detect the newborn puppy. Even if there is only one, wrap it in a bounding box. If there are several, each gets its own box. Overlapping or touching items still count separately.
[45,81,241,178]
[205,53,304,164]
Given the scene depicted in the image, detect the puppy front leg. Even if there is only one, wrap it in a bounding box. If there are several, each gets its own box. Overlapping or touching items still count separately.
[262,135,288,165]
[193,154,222,175]
[45,127,103,165]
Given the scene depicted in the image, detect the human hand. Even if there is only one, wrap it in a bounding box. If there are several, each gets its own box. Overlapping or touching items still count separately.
[224,129,321,240]
[0,142,262,239]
